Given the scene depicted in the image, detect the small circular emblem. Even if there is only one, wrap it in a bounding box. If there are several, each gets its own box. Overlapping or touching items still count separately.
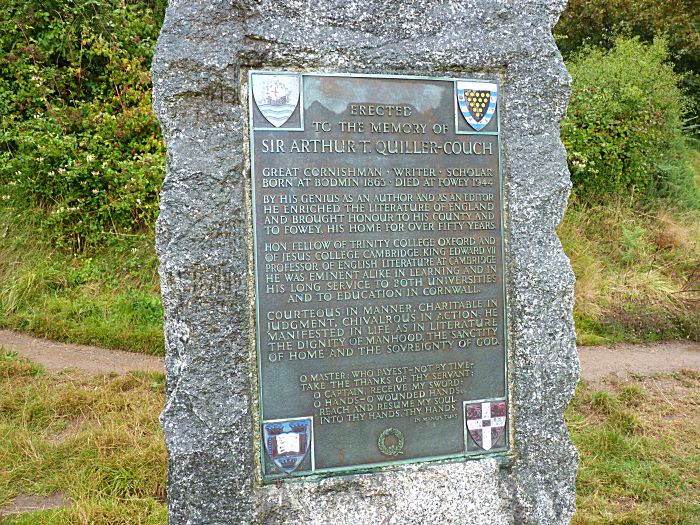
[377,428,405,456]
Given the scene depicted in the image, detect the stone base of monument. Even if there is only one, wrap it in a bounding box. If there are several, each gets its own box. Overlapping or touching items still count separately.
[153,1,579,524]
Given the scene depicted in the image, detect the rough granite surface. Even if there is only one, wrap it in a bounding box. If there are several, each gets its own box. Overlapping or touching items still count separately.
[152,1,579,523]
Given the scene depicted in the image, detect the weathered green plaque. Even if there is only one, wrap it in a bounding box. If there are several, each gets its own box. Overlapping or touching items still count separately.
[249,72,507,479]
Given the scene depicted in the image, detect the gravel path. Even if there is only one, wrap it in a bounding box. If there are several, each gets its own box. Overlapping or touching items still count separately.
[0,329,698,379]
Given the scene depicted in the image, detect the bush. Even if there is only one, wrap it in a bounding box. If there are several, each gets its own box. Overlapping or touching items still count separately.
[0,0,166,250]
[555,0,700,121]
[562,37,695,204]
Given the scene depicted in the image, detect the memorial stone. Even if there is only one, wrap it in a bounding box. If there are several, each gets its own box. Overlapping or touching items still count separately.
[153,1,579,524]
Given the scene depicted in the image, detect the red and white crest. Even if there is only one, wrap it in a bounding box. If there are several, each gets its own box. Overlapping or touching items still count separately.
[465,400,507,451]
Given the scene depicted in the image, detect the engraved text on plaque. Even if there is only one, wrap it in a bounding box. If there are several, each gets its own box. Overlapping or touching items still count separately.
[249,72,507,478]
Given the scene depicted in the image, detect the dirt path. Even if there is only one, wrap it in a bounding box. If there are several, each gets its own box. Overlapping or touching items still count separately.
[578,340,700,382]
[0,329,698,379]
[0,329,163,374]
[0,493,70,518]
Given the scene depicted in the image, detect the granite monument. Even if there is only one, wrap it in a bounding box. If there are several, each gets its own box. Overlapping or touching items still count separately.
[153,1,579,523]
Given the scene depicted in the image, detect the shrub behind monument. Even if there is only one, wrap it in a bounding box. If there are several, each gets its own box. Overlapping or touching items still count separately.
[0,0,166,250]
[563,37,695,207]
[556,0,700,126]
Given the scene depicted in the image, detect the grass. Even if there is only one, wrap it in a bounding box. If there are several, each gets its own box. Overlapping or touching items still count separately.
[0,207,164,355]
[558,197,699,346]
[0,350,167,524]
[1,351,698,523]
[568,371,700,524]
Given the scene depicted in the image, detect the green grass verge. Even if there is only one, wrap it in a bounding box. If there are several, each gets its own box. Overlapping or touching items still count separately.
[0,208,163,355]
[1,351,698,523]
[559,198,699,346]
[0,350,167,524]
[568,371,700,524]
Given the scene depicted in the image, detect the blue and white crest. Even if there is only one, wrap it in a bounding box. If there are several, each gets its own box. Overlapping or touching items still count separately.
[252,74,300,128]
[457,81,498,131]
[262,417,312,474]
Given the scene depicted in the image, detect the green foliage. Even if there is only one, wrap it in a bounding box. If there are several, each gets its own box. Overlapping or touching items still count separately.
[559,198,699,345]
[0,0,166,250]
[562,37,694,204]
[618,385,647,408]
[619,225,648,265]
[589,391,620,415]
[0,350,43,379]
[555,0,700,121]
[115,290,164,327]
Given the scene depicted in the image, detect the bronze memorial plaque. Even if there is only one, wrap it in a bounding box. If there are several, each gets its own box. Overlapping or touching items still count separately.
[249,72,507,479]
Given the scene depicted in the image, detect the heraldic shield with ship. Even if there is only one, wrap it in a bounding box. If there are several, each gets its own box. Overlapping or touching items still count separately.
[252,74,300,128]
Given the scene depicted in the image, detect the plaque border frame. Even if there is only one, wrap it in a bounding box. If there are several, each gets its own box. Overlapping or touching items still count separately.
[247,71,509,481]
